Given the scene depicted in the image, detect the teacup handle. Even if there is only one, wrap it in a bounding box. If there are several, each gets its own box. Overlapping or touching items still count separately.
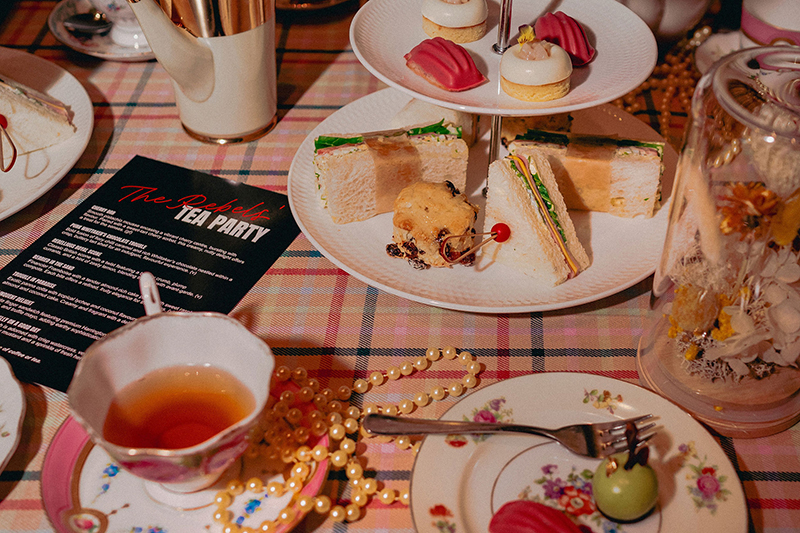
[139,271,163,316]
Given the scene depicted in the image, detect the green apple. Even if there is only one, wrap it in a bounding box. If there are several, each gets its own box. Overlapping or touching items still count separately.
[593,452,658,522]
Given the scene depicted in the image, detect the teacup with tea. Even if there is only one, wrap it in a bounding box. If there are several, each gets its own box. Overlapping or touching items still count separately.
[68,272,275,498]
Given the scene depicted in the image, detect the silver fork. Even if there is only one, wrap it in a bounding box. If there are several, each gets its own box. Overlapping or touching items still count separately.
[362,413,656,459]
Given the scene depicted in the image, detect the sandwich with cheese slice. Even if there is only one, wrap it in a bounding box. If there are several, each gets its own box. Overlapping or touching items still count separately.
[313,121,468,224]
[483,152,590,286]
[508,129,664,218]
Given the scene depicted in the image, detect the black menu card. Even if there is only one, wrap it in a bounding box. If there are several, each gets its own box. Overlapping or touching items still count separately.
[0,156,300,392]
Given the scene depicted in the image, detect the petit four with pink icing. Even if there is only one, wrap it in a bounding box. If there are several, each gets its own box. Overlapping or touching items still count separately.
[404,37,487,92]
[534,11,596,67]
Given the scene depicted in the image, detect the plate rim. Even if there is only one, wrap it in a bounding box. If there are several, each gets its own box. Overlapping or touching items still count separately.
[0,46,94,222]
[287,87,673,314]
[409,371,749,533]
[48,0,155,62]
[0,357,26,474]
[348,0,658,116]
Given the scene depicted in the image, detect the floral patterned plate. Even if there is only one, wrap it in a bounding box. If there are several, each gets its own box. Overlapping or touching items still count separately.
[41,416,329,533]
[410,372,748,533]
[0,357,25,474]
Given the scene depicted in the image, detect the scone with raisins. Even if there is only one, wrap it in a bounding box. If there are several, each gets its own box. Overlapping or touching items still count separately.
[386,181,479,269]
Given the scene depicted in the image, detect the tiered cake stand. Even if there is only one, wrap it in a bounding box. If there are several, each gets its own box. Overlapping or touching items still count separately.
[349,0,658,161]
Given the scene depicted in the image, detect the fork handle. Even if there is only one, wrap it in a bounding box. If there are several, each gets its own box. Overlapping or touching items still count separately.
[362,414,553,438]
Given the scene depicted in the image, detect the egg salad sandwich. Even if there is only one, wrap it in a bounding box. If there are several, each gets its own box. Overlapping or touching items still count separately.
[483,152,590,286]
[508,129,664,218]
[313,120,469,224]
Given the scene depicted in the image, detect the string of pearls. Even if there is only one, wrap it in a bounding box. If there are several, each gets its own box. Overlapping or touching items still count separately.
[613,26,709,146]
[211,346,483,532]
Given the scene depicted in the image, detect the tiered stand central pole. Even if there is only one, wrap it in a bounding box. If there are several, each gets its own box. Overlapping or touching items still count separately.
[489,0,513,163]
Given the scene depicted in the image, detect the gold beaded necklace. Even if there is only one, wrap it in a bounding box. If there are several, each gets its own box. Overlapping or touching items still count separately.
[211,346,483,532]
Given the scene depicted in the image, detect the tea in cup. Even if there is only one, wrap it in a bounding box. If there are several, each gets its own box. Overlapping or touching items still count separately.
[67,309,275,496]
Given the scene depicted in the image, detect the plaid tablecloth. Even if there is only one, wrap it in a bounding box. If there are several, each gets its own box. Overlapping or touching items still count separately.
[0,1,798,532]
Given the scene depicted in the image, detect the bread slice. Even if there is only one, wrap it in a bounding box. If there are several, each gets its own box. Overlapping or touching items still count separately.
[483,152,590,286]
[509,130,664,218]
[0,75,76,167]
[313,124,469,224]
[390,98,479,147]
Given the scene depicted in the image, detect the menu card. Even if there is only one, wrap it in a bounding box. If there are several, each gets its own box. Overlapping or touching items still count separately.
[0,156,300,392]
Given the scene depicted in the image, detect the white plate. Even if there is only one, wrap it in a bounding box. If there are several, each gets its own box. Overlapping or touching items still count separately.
[0,47,94,222]
[287,88,676,314]
[411,372,748,533]
[0,358,25,474]
[694,31,743,74]
[349,0,657,116]
[48,0,155,62]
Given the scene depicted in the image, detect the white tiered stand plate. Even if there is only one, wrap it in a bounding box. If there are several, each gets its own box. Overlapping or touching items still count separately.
[350,0,658,116]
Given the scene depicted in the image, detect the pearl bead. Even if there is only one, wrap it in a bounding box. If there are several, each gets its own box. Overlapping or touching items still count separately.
[339,437,356,454]
[344,417,359,433]
[411,441,421,454]
[280,447,295,464]
[246,477,264,492]
[286,407,303,424]
[292,462,310,479]
[353,379,370,393]
[458,351,473,364]
[293,426,309,444]
[222,523,241,533]
[311,420,328,437]
[346,461,364,479]
[266,481,284,497]
[369,371,384,386]
[462,374,477,389]
[214,490,232,507]
[278,507,296,524]
[274,366,291,381]
[399,361,414,375]
[449,382,464,396]
[329,423,346,441]
[399,490,410,505]
[346,406,361,419]
[352,490,369,507]
[395,436,411,450]
[378,488,396,505]
[328,412,343,426]
[430,386,446,401]
[312,444,328,461]
[387,366,402,380]
[213,509,232,523]
[291,367,307,383]
[413,356,428,370]
[313,393,328,410]
[331,449,349,467]
[398,399,414,414]
[383,404,398,416]
[337,385,352,401]
[443,346,458,359]
[330,505,346,522]
[466,361,481,375]
[297,386,314,403]
[314,495,332,514]
[413,392,429,407]
[345,503,361,521]
[294,446,311,462]
[308,412,324,425]
[286,476,303,493]
[426,347,441,361]
[362,403,379,416]
[321,388,335,402]
[362,477,378,495]
[272,401,290,417]
[306,378,320,392]
[227,479,244,495]
[298,495,314,512]
[258,520,276,533]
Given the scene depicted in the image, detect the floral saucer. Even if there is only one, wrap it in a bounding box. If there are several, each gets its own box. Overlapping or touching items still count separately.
[0,357,25,474]
[411,372,748,533]
[42,417,329,533]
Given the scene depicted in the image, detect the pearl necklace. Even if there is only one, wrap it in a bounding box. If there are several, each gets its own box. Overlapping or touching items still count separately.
[211,346,483,532]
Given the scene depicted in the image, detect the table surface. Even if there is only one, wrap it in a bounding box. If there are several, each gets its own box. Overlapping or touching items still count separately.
[0,1,797,532]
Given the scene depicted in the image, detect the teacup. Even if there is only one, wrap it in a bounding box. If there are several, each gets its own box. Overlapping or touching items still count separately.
[67,275,274,495]
[740,0,800,48]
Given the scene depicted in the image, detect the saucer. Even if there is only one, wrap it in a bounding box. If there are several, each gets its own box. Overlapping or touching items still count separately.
[42,417,330,533]
[48,0,155,62]
[0,358,25,474]
[694,31,743,74]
